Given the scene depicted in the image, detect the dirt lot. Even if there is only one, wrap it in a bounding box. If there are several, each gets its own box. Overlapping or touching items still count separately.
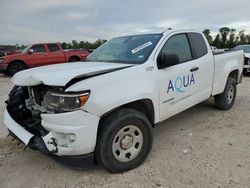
[0,74,250,188]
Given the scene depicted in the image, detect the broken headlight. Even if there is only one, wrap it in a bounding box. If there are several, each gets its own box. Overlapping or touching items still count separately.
[43,90,90,113]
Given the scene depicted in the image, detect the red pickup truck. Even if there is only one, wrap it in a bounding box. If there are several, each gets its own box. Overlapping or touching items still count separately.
[0,43,89,76]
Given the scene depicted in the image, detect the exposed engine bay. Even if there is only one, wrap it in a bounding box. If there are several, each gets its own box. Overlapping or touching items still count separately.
[5,84,92,155]
[5,85,66,153]
[6,85,51,136]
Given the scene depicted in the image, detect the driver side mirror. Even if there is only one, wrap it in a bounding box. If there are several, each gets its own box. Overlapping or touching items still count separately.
[28,49,34,54]
[157,53,179,69]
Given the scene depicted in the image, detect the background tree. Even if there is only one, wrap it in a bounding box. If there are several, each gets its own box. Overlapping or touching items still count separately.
[79,41,85,48]
[212,34,221,48]
[219,27,230,48]
[227,28,237,48]
[239,30,247,45]
[203,29,213,45]
[61,42,67,49]
[72,40,79,49]
[246,35,250,44]
[93,39,107,49]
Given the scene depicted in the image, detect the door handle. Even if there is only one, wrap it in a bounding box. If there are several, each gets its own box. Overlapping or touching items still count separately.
[190,67,199,72]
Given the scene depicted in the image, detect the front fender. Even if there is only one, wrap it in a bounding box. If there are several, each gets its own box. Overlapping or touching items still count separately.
[66,65,160,123]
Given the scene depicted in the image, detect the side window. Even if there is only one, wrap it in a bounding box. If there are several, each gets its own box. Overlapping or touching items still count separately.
[188,33,208,58]
[160,34,192,63]
[31,44,46,53]
[48,44,60,52]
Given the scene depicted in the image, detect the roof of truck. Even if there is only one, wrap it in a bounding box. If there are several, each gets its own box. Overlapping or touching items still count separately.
[114,29,196,38]
[133,28,173,35]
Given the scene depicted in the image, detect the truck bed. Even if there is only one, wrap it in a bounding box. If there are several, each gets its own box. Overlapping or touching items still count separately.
[212,50,244,96]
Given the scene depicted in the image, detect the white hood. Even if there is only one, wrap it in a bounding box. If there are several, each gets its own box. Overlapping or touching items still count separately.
[11,62,132,86]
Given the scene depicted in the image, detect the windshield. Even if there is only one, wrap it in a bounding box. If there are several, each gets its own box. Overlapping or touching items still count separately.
[21,45,32,54]
[243,46,250,53]
[87,33,163,64]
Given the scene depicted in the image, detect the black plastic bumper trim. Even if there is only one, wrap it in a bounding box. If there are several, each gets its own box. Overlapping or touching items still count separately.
[52,153,95,169]
[8,130,95,169]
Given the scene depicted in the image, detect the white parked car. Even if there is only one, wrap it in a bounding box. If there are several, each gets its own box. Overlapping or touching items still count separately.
[233,45,250,58]
[232,45,250,73]
[3,30,244,172]
[210,46,226,54]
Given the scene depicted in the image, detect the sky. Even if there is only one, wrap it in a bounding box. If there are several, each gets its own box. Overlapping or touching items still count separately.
[0,0,249,45]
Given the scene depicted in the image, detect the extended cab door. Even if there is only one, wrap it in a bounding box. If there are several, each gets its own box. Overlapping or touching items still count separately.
[27,44,49,67]
[46,43,66,64]
[158,32,214,120]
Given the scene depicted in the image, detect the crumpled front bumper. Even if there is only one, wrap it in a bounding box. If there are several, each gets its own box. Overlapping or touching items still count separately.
[4,108,100,166]
[4,109,33,145]
[40,110,100,156]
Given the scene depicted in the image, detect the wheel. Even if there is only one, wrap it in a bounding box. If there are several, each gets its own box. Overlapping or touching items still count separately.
[214,77,236,110]
[7,61,27,76]
[68,57,80,62]
[95,108,153,173]
[243,71,250,77]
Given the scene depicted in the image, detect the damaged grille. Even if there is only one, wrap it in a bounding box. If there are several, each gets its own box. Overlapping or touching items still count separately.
[6,85,49,137]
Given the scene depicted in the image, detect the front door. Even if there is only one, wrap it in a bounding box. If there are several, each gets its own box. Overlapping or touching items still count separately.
[158,33,213,120]
[27,44,49,67]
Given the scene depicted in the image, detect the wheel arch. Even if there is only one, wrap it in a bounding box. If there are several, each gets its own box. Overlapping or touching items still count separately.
[100,98,155,126]
[68,55,81,62]
[8,60,27,67]
[221,69,240,94]
[212,68,241,96]
[228,69,239,83]
[7,60,27,72]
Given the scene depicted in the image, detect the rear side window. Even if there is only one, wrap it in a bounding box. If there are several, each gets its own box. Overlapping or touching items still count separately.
[188,33,208,59]
[48,44,60,52]
[160,34,192,63]
[31,44,46,53]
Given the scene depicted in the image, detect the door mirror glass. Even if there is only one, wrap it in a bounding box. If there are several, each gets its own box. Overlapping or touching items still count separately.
[28,49,34,54]
[157,53,179,69]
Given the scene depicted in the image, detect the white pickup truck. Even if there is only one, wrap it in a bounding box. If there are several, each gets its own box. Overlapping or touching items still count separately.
[3,30,244,173]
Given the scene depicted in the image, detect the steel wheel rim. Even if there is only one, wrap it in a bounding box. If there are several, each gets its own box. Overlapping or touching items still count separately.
[227,85,234,104]
[112,125,143,162]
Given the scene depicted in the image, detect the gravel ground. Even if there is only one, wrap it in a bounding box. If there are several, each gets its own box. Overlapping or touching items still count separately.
[0,74,250,188]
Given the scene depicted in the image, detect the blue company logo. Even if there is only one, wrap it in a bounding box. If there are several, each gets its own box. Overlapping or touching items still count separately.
[167,73,195,93]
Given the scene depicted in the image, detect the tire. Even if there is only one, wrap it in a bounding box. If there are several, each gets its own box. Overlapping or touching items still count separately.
[214,77,237,110]
[95,108,153,173]
[243,71,250,77]
[68,57,80,62]
[7,61,27,76]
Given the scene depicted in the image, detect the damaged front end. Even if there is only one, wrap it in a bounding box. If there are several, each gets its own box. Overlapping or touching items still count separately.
[4,84,99,167]
[5,85,57,154]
